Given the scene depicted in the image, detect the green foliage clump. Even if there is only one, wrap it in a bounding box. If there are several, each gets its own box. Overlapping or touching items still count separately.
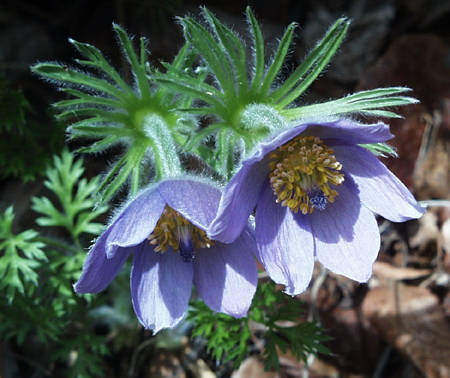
[0,207,46,299]
[0,150,120,377]
[188,281,331,371]
[32,149,108,242]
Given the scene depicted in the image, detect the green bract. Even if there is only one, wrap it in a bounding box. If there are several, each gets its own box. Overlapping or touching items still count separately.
[155,7,417,177]
[31,25,195,202]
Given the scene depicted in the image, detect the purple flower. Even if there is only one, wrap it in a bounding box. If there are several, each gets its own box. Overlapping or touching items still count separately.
[74,178,258,332]
[208,119,425,295]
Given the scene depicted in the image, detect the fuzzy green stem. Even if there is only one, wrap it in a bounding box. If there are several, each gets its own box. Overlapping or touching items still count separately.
[142,114,182,179]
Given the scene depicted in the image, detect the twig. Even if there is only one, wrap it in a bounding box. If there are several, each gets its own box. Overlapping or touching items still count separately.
[128,337,155,378]
[419,200,450,208]
[308,267,328,322]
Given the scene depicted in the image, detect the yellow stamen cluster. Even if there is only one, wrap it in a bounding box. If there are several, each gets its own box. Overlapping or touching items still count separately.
[269,136,344,214]
[148,206,213,253]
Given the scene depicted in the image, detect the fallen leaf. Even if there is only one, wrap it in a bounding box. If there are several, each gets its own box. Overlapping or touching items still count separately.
[362,285,450,378]
[231,357,277,378]
[373,261,432,282]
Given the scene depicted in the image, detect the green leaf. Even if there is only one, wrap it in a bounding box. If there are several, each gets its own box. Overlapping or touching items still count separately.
[33,26,198,201]
[269,17,349,105]
[55,88,122,109]
[31,62,126,100]
[0,77,64,181]
[247,7,265,94]
[51,332,109,378]
[69,38,134,96]
[0,77,30,133]
[32,150,108,240]
[187,300,251,368]
[188,282,331,371]
[276,20,349,108]
[260,22,297,96]
[361,142,398,157]
[282,87,418,120]
[202,7,248,95]
[154,75,227,114]
[180,17,236,96]
[112,23,151,100]
[0,207,47,299]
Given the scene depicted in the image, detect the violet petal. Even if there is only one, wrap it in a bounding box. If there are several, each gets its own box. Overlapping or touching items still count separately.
[255,183,315,295]
[246,119,392,161]
[194,229,258,317]
[131,244,193,332]
[303,118,393,145]
[158,178,221,230]
[333,145,425,221]
[74,238,132,293]
[104,186,166,258]
[310,181,380,282]
[208,159,268,243]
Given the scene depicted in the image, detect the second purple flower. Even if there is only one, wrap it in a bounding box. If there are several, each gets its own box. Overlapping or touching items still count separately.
[208,119,425,295]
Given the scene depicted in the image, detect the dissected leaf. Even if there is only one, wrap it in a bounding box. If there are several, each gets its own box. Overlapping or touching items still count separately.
[0,207,47,299]
[32,150,108,240]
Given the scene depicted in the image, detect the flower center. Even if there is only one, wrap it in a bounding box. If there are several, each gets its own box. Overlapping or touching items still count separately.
[269,136,344,214]
[148,206,213,262]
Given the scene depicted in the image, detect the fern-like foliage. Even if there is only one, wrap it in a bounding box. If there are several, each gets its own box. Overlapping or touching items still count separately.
[0,149,114,376]
[0,207,47,300]
[188,282,331,371]
[32,149,108,242]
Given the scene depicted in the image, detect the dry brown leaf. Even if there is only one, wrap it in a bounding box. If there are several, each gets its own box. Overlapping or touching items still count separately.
[357,34,450,190]
[146,350,186,378]
[373,261,432,282]
[231,357,278,378]
[190,359,216,378]
[362,285,450,378]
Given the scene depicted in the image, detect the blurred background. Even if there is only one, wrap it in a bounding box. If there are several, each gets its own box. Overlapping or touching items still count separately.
[1,0,449,377]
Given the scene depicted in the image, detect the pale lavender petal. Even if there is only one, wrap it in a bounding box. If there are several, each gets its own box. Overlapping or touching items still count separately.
[334,145,425,221]
[74,235,132,293]
[158,178,221,230]
[310,181,380,282]
[131,243,193,332]
[245,119,391,159]
[104,186,166,258]
[208,159,268,243]
[303,119,393,145]
[255,183,315,295]
[194,229,257,317]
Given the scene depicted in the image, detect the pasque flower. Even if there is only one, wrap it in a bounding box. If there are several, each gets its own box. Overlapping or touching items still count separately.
[208,119,425,295]
[74,178,258,332]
